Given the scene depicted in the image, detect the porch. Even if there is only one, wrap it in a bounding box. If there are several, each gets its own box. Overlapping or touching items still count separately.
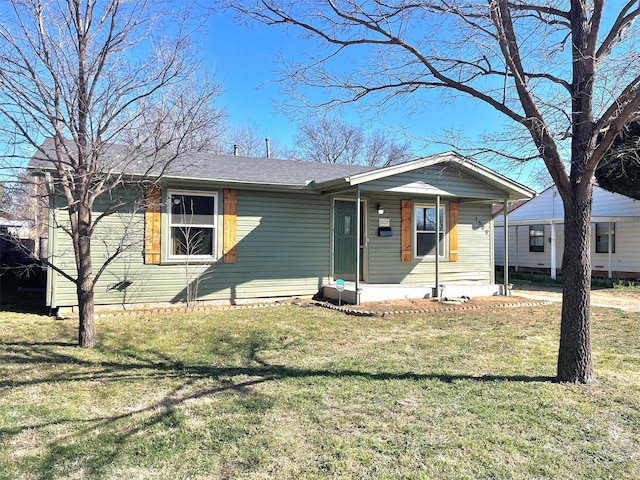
[322,281,508,305]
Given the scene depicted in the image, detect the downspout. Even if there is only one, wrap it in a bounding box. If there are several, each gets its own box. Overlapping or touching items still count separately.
[46,205,56,309]
[435,195,440,297]
[608,221,612,278]
[515,225,519,272]
[503,198,509,294]
[550,222,557,280]
[355,186,361,305]
[45,173,56,310]
[550,188,557,280]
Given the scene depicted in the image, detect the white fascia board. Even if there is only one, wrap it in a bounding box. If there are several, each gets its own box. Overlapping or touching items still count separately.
[160,175,313,191]
[310,177,350,192]
[455,160,536,199]
[342,152,535,200]
[495,218,564,226]
[344,154,455,185]
[495,215,640,226]
[591,216,640,223]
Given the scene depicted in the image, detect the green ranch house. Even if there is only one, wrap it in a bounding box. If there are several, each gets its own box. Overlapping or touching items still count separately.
[30,139,534,314]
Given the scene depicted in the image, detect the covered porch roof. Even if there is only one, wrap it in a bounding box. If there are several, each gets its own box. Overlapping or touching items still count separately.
[312,152,536,202]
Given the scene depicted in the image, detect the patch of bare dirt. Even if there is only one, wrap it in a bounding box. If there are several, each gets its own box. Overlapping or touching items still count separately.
[344,295,542,313]
[514,286,640,311]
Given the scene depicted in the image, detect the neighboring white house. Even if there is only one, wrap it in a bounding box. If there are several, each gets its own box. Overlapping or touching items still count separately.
[0,216,32,240]
[495,185,640,279]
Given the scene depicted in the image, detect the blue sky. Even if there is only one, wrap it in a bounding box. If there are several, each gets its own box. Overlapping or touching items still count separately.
[203,12,545,189]
[0,5,543,189]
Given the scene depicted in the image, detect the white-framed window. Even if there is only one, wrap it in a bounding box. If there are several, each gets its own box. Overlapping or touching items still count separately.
[529,225,544,252]
[595,222,615,253]
[168,190,217,259]
[415,204,446,258]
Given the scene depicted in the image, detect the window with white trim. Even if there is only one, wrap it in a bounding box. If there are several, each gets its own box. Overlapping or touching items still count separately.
[415,204,446,257]
[595,222,615,253]
[168,191,217,259]
[529,225,544,252]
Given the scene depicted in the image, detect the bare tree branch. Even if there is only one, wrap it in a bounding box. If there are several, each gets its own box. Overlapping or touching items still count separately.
[0,0,225,347]
[596,0,640,59]
[293,116,412,166]
[222,0,640,384]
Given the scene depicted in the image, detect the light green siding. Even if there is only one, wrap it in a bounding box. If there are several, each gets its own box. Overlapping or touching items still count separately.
[363,194,493,285]
[360,165,506,199]
[48,171,501,308]
[49,188,332,307]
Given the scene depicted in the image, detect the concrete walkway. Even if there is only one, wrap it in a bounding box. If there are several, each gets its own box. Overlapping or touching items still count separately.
[513,286,640,312]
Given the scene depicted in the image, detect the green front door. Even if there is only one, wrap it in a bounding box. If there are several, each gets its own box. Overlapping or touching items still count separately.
[334,200,365,280]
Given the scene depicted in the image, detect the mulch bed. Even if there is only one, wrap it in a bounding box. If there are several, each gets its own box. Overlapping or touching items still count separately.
[68,296,550,320]
[315,295,551,317]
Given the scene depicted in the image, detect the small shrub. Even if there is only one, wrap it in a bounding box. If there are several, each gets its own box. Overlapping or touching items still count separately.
[612,279,640,290]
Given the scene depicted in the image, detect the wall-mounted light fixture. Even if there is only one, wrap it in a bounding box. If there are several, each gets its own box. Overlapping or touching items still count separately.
[377,204,384,215]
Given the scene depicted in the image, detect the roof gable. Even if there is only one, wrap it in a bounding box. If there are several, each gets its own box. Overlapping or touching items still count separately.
[313,151,535,201]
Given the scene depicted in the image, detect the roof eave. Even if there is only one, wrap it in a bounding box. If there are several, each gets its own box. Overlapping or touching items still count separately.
[344,153,458,185]
[455,158,536,200]
[310,177,351,193]
[28,166,316,192]
[315,152,536,201]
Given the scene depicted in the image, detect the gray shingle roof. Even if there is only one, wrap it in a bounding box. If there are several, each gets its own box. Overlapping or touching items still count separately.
[169,151,375,185]
[28,137,375,186]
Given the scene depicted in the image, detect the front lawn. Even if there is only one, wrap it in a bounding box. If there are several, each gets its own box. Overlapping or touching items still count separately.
[1,304,638,479]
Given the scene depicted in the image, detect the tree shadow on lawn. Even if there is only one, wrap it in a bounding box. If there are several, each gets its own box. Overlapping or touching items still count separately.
[0,339,556,478]
[0,340,556,391]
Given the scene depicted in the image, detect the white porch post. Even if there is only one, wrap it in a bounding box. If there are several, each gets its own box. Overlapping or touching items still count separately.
[608,221,613,278]
[435,195,440,296]
[550,222,557,280]
[503,199,509,293]
[515,225,519,272]
[355,187,361,304]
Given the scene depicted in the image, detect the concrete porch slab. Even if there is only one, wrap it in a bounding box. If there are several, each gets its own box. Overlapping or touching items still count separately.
[322,282,507,305]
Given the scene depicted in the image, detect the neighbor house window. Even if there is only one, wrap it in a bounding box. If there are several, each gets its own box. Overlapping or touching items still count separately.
[595,223,615,253]
[529,225,544,252]
[168,191,217,259]
[415,204,445,257]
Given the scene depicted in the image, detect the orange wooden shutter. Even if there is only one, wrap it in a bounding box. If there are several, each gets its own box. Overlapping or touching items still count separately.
[144,185,161,265]
[449,202,459,262]
[401,199,412,262]
[223,189,237,264]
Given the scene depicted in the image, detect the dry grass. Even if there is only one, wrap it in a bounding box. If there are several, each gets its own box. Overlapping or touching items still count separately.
[0,303,639,479]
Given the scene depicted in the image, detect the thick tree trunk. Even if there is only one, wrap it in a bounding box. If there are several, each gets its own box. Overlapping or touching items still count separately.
[77,277,96,348]
[76,218,96,348]
[557,187,596,384]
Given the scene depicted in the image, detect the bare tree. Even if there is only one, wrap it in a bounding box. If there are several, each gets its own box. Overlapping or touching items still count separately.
[225,0,640,383]
[218,121,267,156]
[293,116,412,166]
[363,129,413,167]
[0,0,225,347]
[171,194,213,310]
[216,120,291,158]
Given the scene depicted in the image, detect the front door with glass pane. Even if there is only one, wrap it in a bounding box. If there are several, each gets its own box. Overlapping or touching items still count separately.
[334,200,364,280]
